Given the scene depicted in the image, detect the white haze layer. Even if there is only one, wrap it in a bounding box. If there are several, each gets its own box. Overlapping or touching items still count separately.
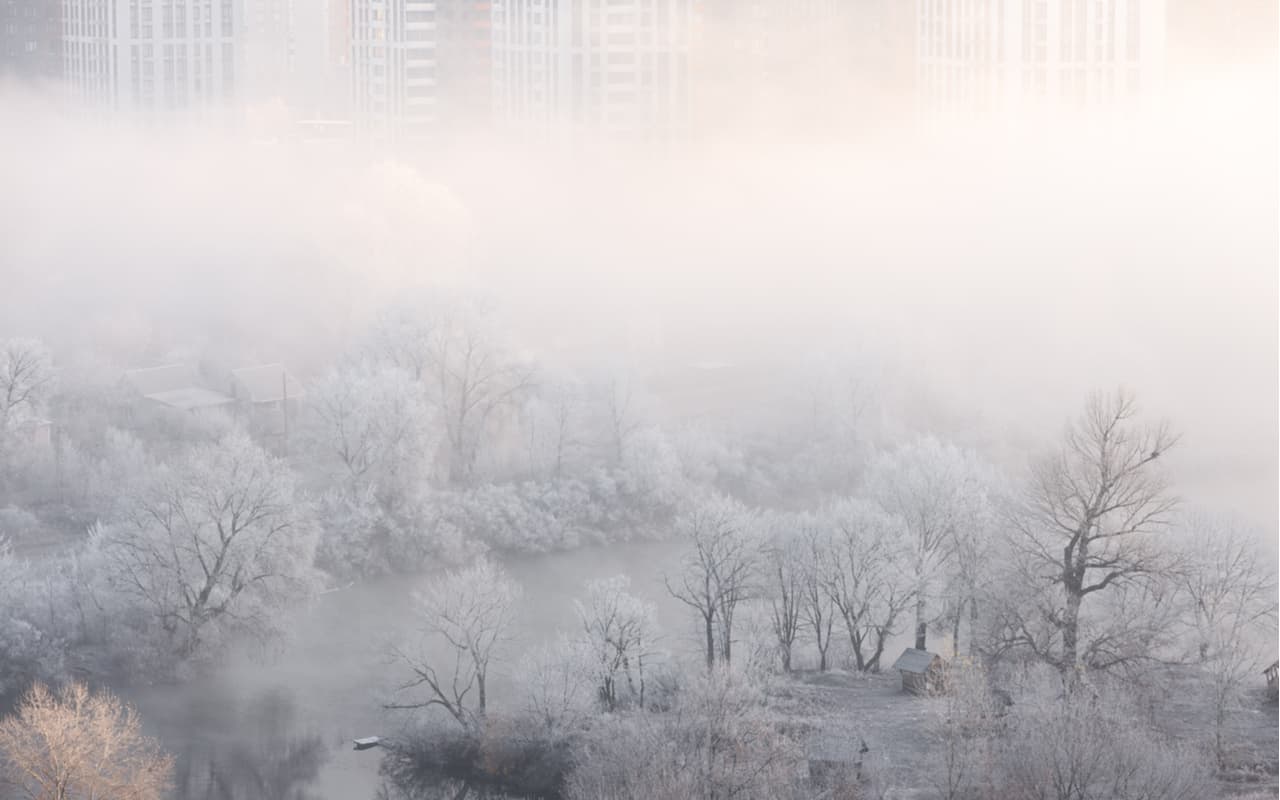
[0,70,1275,538]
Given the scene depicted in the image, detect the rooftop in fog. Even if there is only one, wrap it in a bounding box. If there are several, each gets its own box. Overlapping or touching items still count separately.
[144,387,234,411]
[891,648,942,675]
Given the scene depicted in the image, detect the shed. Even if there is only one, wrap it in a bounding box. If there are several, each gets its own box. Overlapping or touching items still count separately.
[123,365,234,413]
[891,647,945,696]
[1265,660,1278,702]
[144,387,235,413]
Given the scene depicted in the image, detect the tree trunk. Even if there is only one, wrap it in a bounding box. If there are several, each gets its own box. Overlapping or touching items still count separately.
[915,593,928,651]
[1061,590,1082,672]
[637,653,645,710]
[851,628,867,672]
[951,604,961,657]
[968,595,980,656]
[869,628,889,672]
[705,614,716,670]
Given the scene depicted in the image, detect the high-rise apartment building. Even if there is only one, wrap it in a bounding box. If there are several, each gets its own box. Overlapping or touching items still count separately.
[242,0,293,103]
[915,0,1165,117]
[491,0,692,144]
[0,0,61,79]
[437,0,491,126]
[350,0,440,142]
[691,0,864,137]
[62,0,240,111]
[240,0,351,116]
[349,0,495,145]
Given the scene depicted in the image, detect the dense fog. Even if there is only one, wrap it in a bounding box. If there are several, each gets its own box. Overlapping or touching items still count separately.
[0,2,1276,799]
[3,75,1276,533]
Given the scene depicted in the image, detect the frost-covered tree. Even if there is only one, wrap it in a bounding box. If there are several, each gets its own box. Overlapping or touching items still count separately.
[761,513,805,673]
[1002,390,1180,673]
[388,558,521,731]
[998,673,1209,800]
[0,543,66,704]
[306,364,437,496]
[820,499,914,672]
[305,363,459,578]
[1174,512,1278,765]
[426,302,534,484]
[516,634,595,736]
[0,337,54,433]
[574,574,659,710]
[796,523,838,672]
[0,682,173,800]
[665,497,761,669]
[524,376,588,479]
[96,434,318,660]
[593,372,642,465]
[616,425,686,514]
[359,298,534,484]
[866,436,996,652]
[565,665,806,800]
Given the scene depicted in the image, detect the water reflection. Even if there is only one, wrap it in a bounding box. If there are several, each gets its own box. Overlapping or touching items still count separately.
[164,686,329,800]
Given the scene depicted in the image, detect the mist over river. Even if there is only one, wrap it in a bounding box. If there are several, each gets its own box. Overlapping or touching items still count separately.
[121,541,688,799]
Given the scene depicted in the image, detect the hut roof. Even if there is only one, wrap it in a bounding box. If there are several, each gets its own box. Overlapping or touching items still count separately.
[145,387,234,411]
[892,647,941,674]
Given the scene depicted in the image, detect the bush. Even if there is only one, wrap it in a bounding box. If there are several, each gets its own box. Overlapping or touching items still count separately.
[995,672,1211,800]
[379,719,574,799]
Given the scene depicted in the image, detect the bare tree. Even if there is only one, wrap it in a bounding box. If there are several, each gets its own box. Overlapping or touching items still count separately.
[97,433,318,659]
[525,377,586,479]
[1006,389,1180,673]
[361,304,436,382]
[595,373,640,465]
[306,364,437,497]
[665,497,761,670]
[796,523,837,672]
[388,558,521,731]
[360,298,533,484]
[0,337,54,433]
[0,682,172,800]
[1174,512,1278,766]
[821,499,914,672]
[426,302,535,484]
[574,574,659,710]
[761,514,804,673]
[1175,512,1277,661]
[866,436,992,652]
[516,634,595,736]
[944,473,1003,657]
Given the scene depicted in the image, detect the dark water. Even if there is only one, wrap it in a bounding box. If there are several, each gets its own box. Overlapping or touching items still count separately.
[125,540,687,799]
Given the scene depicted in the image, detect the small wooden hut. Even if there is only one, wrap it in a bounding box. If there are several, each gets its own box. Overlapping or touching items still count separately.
[1264,660,1278,702]
[892,647,945,696]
